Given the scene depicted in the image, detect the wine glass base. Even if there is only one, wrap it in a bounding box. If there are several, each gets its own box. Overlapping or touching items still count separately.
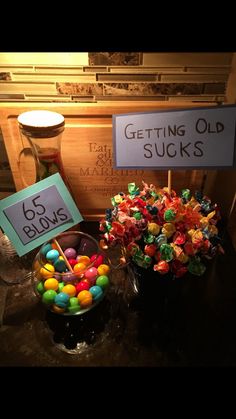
[45,297,111,354]
[0,233,33,285]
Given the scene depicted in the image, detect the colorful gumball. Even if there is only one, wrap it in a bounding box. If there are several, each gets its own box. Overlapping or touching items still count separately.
[64,247,77,259]
[74,262,87,274]
[90,253,104,268]
[84,267,98,281]
[67,258,77,268]
[42,289,57,305]
[76,255,91,266]
[61,284,76,297]
[58,282,65,292]
[54,256,67,273]
[77,290,93,308]
[69,297,79,307]
[46,249,59,263]
[55,292,70,308]
[40,243,52,257]
[89,285,103,302]
[68,297,81,314]
[44,278,59,291]
[96,275,109,289]
[76,280,90,293]
[36,281,44,294]
[97,264,110,276]
[40,263,55,279]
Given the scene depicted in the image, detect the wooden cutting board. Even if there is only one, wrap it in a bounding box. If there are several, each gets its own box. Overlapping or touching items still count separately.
[0,101,213,220]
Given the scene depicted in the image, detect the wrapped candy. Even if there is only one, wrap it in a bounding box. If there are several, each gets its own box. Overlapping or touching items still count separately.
[99,181,223,279]
[148,222,160,236]
[154,260,169,274]
[162,223,176,238]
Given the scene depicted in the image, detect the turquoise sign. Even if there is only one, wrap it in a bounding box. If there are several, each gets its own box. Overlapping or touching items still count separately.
[0,173,83,256]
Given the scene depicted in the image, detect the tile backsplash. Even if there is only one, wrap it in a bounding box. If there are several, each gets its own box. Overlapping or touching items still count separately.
[0,52,234,203]
[0,127,15,194]
[0,52,232,103]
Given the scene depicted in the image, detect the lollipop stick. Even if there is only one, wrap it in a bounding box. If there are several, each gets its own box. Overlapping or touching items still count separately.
[53,238,73,273]
[168,170,172,195]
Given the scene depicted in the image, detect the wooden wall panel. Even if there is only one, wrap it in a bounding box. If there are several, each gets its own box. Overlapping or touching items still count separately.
[0,101,213,220]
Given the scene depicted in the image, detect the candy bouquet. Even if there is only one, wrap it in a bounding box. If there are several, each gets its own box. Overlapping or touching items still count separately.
[99,182,224,279]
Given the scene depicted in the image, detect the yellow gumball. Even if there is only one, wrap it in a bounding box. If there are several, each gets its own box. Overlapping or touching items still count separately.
[97,264,110,276]
[62,284,76,297]
[76,255,91,266]
[74,262,87,273]
[40,263,55,279]
[44,277,59,291]
[77,290,92,308]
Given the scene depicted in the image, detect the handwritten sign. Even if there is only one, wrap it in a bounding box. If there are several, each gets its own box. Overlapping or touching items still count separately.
[0,173,83,256]
[113,105,236,169]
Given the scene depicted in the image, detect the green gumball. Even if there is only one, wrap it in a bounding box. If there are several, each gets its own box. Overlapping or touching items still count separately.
[69,297,79,307]
[96,275,109,289]
[68,304,81,314]
[36,281,44,294]
[42,289,57,305]
[58,282,65,292]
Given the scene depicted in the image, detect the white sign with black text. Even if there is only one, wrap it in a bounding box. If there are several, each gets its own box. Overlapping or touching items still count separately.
[113,105,236,169]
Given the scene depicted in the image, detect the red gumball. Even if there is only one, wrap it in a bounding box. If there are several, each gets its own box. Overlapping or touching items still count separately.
[90,253,104,268]
[76,280,90,294]
[68,258,77,268]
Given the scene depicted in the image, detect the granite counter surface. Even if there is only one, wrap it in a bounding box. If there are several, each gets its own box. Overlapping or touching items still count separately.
[0,222,236,367]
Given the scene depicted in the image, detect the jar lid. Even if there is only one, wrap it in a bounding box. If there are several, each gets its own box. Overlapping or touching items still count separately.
[18,110,65,138]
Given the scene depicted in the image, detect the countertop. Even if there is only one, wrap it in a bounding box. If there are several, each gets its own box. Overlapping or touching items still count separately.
[0,222,236,367]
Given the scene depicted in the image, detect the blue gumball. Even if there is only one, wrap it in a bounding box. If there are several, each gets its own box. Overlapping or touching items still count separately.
[54,292,69,308]
[54,257,67,273]
[46,249,60,263]
[89,285,103,302]
[40,243,52,257]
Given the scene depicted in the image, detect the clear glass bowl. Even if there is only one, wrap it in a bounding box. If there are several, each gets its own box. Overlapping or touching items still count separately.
[32,231,110,315]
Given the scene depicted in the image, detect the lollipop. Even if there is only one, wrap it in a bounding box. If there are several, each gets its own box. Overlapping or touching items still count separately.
[99,181,223,279]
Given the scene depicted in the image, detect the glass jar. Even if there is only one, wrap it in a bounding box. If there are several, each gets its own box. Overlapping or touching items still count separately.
[32,231,110,316]
[17,110,73,195]
[0,230,33,284]
[17,110,80,232]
